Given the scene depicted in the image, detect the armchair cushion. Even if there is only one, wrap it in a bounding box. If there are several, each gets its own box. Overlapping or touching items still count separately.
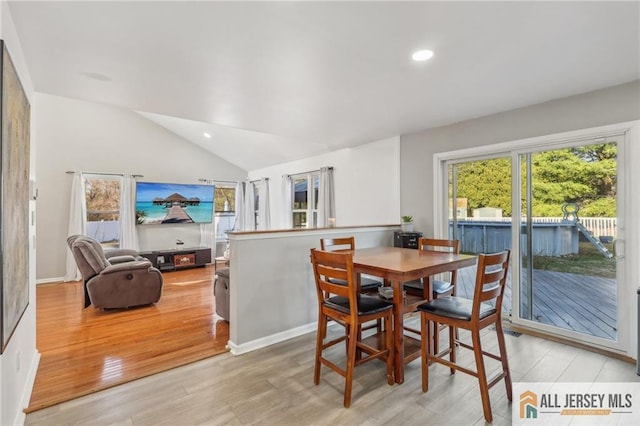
[105,248,146,262]
[107,255,138,264]
[101,260,154,275]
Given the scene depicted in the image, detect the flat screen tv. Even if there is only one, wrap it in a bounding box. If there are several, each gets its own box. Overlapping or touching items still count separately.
[136,182,214,225]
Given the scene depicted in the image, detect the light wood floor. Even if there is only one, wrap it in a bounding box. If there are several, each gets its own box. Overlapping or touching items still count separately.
[27,265,229,412]
[25,316,639,425]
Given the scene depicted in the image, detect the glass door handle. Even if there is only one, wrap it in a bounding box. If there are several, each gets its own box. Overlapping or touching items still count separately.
[613,239,624,259]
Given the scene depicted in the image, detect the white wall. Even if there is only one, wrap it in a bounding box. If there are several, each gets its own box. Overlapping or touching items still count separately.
[400,80,640,236]
[248,136,401,229]
[34,94,247,281]
[0,3,38,426]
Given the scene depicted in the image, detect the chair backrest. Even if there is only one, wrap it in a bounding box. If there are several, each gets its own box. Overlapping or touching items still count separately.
[320,236,355,252]
[472,250,511,319]
[417,238,460,254]
[310,249,358,317]
[69,235,110,280]
[66,234,83,250]
[418,238,460,283]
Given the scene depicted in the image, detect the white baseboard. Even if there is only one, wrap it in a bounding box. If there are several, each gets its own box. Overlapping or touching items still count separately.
[227,322,317,356]
[36,277,66,285]
[15,350,41,426]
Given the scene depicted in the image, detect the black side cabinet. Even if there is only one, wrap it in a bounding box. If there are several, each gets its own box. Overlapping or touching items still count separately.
[393,231,423,249]
[139,247,212,272]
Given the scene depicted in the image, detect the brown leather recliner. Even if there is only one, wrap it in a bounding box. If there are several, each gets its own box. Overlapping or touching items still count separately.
[67,235,163,309]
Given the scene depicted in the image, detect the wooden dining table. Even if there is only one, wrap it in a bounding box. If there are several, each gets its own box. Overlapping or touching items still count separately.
[353,246,477,384]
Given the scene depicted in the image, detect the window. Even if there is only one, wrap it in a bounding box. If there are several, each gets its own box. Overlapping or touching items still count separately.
[292,172,319,228]
[84,176,121,247]
[252,183,260,230]
[214,186,235,213]
[214,185,236,239]
[242,181,260,230]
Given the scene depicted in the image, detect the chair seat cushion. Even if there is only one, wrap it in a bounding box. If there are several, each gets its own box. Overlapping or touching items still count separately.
[403,279,453,295]
[325,295,393,315]
[417,296,496,321]
[328,276,382,291]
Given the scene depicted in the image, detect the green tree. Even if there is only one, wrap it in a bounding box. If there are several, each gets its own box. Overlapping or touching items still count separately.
[453,142,616,218]
[454,157,512,216]
[531,143,616,217]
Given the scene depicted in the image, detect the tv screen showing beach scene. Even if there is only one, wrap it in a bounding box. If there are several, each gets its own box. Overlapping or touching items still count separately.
[135,182,215,224]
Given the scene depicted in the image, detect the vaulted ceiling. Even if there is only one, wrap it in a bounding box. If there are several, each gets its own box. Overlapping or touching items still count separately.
[8,1,640,171]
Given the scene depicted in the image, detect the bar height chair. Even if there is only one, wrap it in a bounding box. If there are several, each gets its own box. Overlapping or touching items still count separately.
[310,249,394,408]
[320,236,383,293]
[417,250,512,423]
[403,238,460,298]
[320,236,384,335]
[403,238,460,353]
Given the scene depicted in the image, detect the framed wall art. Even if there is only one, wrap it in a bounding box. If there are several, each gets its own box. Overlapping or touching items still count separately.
[0,39,31,352]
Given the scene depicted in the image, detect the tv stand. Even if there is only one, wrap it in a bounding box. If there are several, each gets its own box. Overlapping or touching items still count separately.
[138,247,212,272]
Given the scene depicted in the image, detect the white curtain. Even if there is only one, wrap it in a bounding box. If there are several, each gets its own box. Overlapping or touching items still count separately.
[244,181,256,231]
[64,173,87,282]
[199,184,217,256]
[257,178,271,230]
[234,181,245,231]
[317,167,335,228]
[119,174,139,251]
[281,175,293,229]
[199,222,217,256]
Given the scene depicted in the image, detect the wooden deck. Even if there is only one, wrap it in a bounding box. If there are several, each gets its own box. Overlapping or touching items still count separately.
[455,265,617,340]
[161,205,195,223]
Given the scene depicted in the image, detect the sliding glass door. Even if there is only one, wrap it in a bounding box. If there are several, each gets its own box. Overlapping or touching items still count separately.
[447,156,513,310]
[441,130,629,350]
[516,139,622,343]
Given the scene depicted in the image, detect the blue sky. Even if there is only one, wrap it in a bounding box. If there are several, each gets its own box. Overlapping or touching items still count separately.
[136,182,214,202]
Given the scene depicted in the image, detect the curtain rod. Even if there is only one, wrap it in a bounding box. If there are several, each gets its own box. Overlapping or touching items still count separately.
[284,166,333,178]
[199,178,239,185]
[66,171,143,178]
[199,177,270,185]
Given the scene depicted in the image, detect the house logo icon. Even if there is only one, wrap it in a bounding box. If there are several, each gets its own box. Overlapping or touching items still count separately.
[520,390,538,419]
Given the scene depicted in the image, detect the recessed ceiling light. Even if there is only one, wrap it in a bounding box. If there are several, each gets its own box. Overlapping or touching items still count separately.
[412,49,434,62]
[203,132,211,139]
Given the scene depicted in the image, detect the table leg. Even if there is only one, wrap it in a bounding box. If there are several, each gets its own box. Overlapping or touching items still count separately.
[392,279,404,384]
[356,274,363,360]
[424,275,435,356]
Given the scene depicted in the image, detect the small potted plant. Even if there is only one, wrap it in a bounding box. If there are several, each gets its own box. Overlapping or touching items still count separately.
[401,215,414,232]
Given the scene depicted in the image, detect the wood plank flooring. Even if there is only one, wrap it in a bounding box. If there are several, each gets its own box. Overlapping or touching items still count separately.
[27,265,229,413]
[456,266,617,339]
[25,317,640,425]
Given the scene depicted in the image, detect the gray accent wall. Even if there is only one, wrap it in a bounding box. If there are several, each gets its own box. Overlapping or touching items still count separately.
[228,226,396,352]
[400,80,640,236]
